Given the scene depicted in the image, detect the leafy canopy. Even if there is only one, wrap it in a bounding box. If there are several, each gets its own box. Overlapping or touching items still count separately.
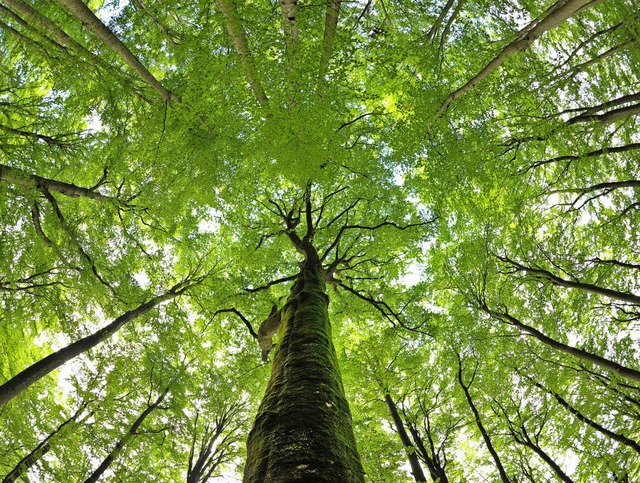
[1,0,639,481]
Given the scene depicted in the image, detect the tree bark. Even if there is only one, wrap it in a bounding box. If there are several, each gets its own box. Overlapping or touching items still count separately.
[55,0,179,103]
[384,393,427,482]
[0,163,120,203]
[0,281,191,407]
[243,254,364,482]
[84,388,169,483]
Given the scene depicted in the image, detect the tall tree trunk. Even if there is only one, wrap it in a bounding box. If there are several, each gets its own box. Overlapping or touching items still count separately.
[0,281,193,407]
[243,256,364,482]
[384,393,427,482]
[404,421,449,483]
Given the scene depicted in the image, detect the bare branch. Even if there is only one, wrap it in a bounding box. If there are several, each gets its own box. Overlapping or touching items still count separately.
[213,308,258,339]
[337,111,381,131]
[563,40,635,79]
[336,281,429,334]
[566,102,640,125]
[545,179,640,196]
[244,274,298,294]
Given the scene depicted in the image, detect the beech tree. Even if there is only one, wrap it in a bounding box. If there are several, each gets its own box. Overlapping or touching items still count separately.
[1,0,640,481]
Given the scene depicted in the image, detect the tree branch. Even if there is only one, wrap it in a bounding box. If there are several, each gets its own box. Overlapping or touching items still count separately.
[0,163,125,204]
[214,308,258,339]
[497,255,640,305]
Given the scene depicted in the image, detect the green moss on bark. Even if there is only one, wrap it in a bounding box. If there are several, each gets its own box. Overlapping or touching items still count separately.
[243,259,365,482]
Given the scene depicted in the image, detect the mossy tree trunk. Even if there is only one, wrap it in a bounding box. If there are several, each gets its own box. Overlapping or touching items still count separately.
[243,246,365,482]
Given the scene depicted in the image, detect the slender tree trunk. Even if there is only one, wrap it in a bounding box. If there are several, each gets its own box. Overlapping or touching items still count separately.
[0,163,120,203]
[0,281,191,406]
[55,0,179,103]
[405,422,450,482]
[384,393,427,482]
[3,404,85,482]
[84,388,169,483]
[495,309,640,383]
[457,356,511,483]
[243,255,364,482]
